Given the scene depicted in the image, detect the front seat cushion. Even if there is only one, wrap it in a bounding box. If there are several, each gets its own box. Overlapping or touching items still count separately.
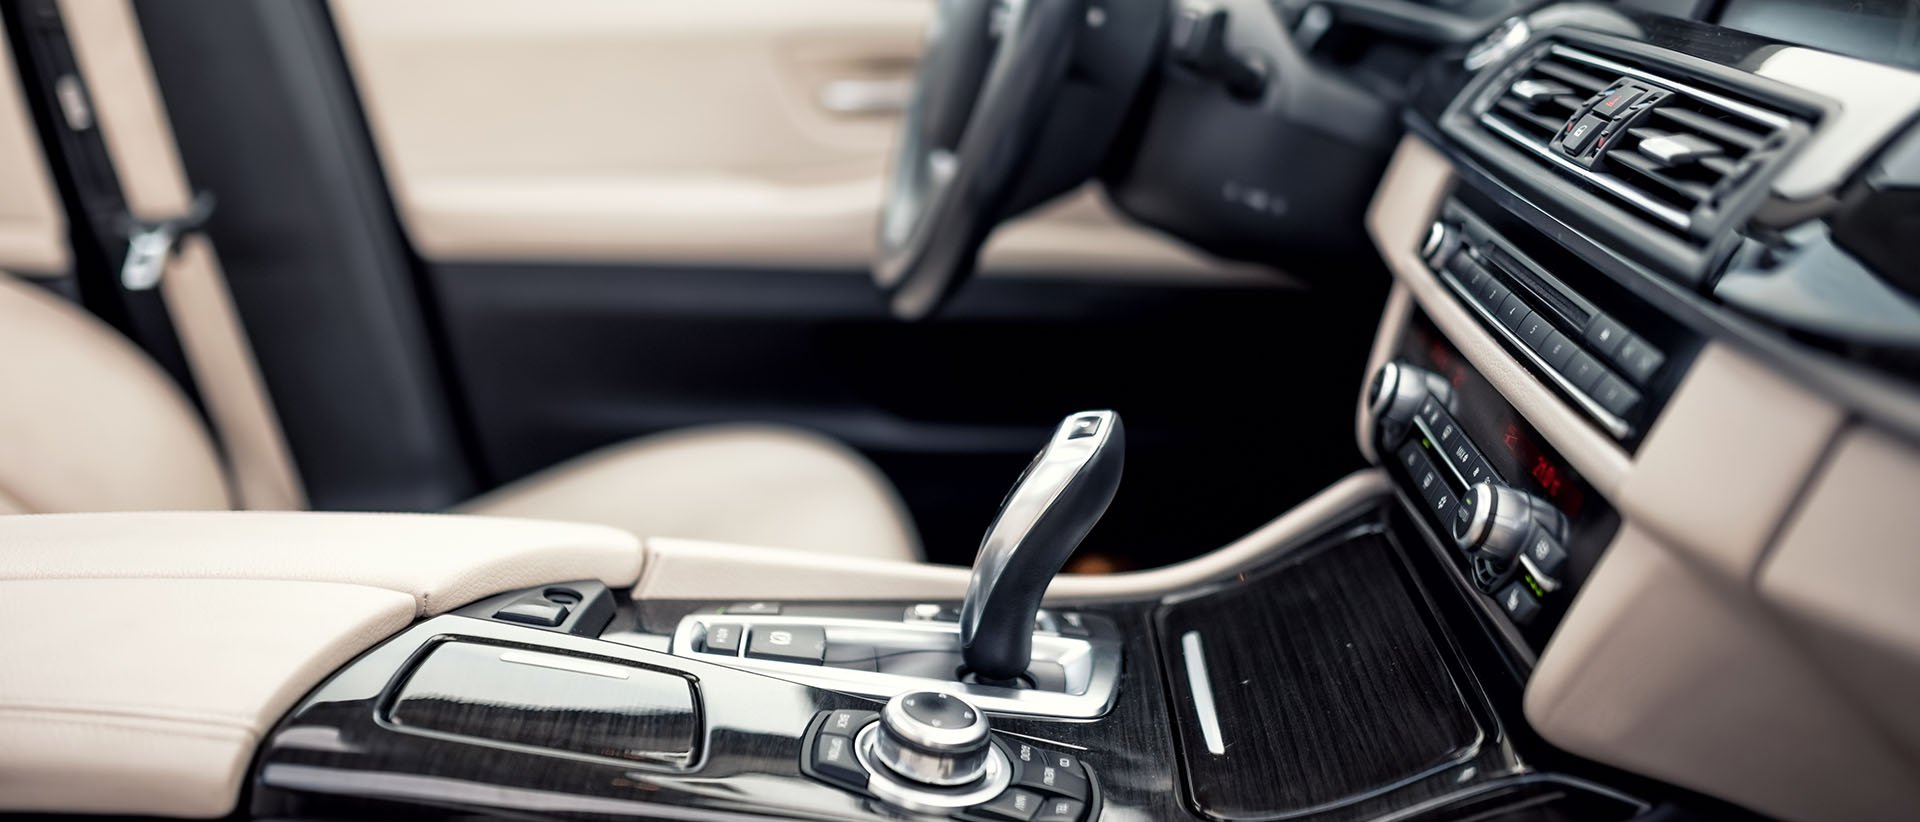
[459,424,921,562]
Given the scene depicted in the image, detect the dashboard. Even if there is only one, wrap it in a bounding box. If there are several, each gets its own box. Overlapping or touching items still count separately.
[1358,0,1920,819]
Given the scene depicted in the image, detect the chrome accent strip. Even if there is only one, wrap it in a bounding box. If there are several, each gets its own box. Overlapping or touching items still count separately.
[1478,114,1695,231]
[1437,268,1634,439]
[666,615,1121,719]
[1181,631,1226,755]
[1549,45,1794,131]
[498,650,632,679]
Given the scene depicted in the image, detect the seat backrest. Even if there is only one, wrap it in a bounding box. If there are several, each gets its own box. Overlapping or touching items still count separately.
[0,274,231,514]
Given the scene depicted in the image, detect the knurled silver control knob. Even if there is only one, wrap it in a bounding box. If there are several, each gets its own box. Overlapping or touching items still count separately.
[1369,361,1454,440]
[869,691,992,787]
[1456,483,1568,568]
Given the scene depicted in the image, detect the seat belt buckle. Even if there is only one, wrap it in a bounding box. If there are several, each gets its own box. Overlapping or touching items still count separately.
[118,191,216,291]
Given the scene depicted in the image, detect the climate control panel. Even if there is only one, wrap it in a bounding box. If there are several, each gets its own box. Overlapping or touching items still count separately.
[1373,314,1620,650]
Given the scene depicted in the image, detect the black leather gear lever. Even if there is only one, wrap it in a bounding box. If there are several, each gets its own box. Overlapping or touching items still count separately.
[959,410,1124,682]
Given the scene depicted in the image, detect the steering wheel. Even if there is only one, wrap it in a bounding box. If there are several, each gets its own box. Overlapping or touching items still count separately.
[874,0,1089,321]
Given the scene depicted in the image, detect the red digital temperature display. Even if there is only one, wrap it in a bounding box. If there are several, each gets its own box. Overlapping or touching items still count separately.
[1503,423,1584,518]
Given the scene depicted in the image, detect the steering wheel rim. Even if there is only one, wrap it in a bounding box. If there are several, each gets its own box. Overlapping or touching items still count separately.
[874,0,1088,321]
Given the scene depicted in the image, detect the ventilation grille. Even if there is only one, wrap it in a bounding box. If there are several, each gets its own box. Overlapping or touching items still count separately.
[1477,44,1800,241]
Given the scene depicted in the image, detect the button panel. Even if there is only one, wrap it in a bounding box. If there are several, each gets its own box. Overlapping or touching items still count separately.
[800,711,1100,822]
[1427,203,1675,442]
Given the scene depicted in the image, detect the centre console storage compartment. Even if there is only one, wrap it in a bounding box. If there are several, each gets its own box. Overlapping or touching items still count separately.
[1157,533,1483,819]
[387,640,702,770]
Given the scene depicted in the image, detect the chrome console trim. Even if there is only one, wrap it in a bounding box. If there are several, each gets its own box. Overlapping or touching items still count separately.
[668,614,1123,719]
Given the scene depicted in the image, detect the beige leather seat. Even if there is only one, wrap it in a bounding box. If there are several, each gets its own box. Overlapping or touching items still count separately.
[0,274,921,561]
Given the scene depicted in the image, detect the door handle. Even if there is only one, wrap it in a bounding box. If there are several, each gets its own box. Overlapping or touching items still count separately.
[818,78,913,114]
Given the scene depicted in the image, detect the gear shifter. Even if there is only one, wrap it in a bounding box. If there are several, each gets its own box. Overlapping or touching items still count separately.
[960,410,1124,682]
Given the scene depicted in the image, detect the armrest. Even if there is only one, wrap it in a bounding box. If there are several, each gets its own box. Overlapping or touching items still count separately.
[0,511,641,818]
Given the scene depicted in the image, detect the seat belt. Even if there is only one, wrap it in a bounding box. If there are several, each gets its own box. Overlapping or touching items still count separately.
[15,0,306,511]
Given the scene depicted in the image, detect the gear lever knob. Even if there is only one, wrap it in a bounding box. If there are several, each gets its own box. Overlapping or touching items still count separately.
[960,410,1123,682]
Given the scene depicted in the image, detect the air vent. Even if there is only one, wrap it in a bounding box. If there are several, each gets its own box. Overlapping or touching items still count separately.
[1476,44,1804,242]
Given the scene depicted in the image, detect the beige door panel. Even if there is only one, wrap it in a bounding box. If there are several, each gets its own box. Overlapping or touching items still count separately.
[331,0,1278,284]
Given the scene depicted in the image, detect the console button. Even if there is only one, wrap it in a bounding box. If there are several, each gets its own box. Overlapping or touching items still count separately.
[1034,797,1087,822]
[1398,442,1426,473]
[1518,312,1554,350]
[1443,435,1493,487]
[1417,396,1446,430]
[1590,86,1643,119]
[1457,258,1491,293]
[1429,487,1460,522]
[1017,760,1090,800]
[1537,330,1578,370]
[822,709,878,736]
[1413,459,1446,503]
[1055,611,1091,638]
[1496,580,1543,625]
[810,730,869,788]
[1010,741,1082,774]
[701,623,744,654]
[723,601,782,615]
[1524,532,1569,580]
[1590,375,1642,418]
[1583,315,1629,359]
[1496,295,1531,332]
[746,625,827,665]
[1476,271,1510,310]
[1563,114,1607,155]
[975,789,1045,821]
[494,599,568,627]
[1560,351,1607,393]
[1613,335,1665,384]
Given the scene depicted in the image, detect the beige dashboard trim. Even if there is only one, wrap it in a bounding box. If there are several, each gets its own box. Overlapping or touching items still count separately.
[1363,136,1631,496]
[1616,344,1842,583]
[0,19,68,276]
[1761,427,1920,768]
[1370,134,1920,822]
[1528,524,1920,822]
[634,469,1388,602]
[0,512,642,818]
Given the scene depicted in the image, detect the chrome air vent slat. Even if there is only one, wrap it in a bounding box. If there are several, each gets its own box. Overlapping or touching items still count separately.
[1472,42,1808,246]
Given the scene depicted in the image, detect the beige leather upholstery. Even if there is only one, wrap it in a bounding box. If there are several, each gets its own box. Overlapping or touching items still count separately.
[1367,134,1920,822]
[0,511,641,818]
[0,274,230,513]
[60,0,308,511]
[0,19,68,276]
[0,579,413,817]
[464,424,921,562]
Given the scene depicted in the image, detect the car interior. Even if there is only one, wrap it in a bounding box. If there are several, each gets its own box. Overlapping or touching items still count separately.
[0,0,1916,820]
